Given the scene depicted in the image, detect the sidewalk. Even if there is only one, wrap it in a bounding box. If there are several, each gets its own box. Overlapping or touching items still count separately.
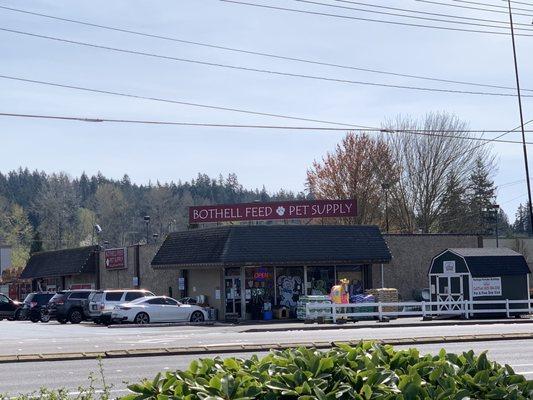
[238,316,533,333]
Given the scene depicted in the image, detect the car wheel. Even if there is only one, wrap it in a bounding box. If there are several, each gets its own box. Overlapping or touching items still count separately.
[134,312,150,325]
[14,309,22,321]
[68,309,83,324]
[190,311,205,323]
[40,310,50,323]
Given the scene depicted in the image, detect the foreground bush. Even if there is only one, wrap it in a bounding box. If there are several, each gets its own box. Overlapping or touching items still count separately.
[124,342,533,400]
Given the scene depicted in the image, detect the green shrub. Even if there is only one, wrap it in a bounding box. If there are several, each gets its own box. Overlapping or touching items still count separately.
[124,342,533,400]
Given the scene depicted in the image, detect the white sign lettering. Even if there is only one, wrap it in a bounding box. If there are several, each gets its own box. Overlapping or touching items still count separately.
[473,277,502,297]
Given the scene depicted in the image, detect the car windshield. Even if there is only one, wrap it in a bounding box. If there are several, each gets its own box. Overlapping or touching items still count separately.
[90,293,103,302]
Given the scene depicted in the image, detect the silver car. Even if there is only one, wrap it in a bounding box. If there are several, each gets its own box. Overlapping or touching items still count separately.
[86,289,154,324]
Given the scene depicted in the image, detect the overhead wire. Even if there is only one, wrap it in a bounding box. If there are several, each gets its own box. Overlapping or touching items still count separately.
[0,6,528,92]
[329,0,530,26]
[415,0,533,17]
[291,0,533,31]
[1,112,533,144]
[1,27,529,97]
[453,0,533,13]
[220,0,533,35]
[220,0,533,36]
[0,75,376,129]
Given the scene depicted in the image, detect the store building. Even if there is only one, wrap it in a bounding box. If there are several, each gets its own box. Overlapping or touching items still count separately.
[151,224,391,320]
[21,245,99,291]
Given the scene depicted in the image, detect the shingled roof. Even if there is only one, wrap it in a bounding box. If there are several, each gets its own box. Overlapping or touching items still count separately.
[152,225,391,268]
[21,245,99,279]
[449,248,531,277]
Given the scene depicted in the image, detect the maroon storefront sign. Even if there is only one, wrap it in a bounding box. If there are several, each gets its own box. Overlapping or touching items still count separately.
[104,248,127,270]
[189,199,357,223]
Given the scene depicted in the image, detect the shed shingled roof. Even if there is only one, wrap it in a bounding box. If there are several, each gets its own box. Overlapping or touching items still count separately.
[151,225,391,268]
[448,248,531,277]
[20,245,99,279]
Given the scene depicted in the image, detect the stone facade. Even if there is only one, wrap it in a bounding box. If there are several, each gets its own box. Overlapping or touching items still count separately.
[372,234,481,300]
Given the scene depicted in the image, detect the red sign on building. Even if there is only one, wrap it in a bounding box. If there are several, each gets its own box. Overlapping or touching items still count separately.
[189,199,357,224]
[104,248,127,270]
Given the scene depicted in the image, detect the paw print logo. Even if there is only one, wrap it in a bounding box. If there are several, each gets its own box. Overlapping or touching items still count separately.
[276,206,286,216]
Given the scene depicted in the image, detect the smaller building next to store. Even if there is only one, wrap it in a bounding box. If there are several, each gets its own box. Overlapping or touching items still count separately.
[151,224,391,320]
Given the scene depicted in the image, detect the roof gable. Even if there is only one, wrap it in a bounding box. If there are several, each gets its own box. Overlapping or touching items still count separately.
[21,245,99,279]
[434,248,531,277]
[152,225,391,268]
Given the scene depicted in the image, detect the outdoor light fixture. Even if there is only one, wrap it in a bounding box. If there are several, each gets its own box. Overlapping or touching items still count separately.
[144,215,151,244]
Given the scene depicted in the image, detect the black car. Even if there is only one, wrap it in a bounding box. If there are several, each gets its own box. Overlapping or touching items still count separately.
[0,293,22,321]
[21,292,55,323]
[46,290,94,324]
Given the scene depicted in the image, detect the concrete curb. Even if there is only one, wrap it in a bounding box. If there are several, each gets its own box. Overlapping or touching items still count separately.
[1,332,533,364]
[243,318,533,333]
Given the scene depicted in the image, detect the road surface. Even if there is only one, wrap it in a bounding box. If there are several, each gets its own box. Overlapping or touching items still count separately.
[1,319,533,356]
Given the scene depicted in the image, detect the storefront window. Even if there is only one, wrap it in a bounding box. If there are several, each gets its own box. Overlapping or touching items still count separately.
[276,267,304,314]
[244,267,274,319]
[306,266,335,296]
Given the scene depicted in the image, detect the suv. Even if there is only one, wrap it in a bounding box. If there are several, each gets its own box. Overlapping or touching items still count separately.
[46,290,94,324]
[86,289,155,324]
[21,292,55,322]
[0,293,22,321]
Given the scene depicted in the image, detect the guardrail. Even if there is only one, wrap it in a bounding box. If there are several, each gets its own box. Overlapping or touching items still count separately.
[305,299,533,323]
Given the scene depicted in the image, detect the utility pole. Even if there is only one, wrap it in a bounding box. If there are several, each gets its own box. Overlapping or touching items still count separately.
[507,0,533,236]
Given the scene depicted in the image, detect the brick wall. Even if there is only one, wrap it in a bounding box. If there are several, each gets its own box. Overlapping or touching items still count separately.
[373,234,480,300]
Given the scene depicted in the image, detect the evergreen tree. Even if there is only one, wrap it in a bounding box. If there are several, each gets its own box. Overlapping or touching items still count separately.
[466,157,496,234]
[438,173,469,233]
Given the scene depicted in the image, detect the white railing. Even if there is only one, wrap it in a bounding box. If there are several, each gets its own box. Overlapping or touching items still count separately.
[305,299,533,323]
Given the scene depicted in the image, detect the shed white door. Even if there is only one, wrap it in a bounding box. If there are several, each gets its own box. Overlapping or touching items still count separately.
[436,275,464,312]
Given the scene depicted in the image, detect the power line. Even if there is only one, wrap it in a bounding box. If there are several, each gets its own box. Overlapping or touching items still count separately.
[331,0,531,26]
[0,6,527,92]
[221,0,533,35]
[0,74,376,129]
[454,0,533,13]
[2,111,533,144]
[291,0,533,31]
[505,0,533,8]
[415,0,533,17]
[2,28,529,97]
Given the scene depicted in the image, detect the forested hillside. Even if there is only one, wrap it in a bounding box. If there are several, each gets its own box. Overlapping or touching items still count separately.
[0,169,303,269]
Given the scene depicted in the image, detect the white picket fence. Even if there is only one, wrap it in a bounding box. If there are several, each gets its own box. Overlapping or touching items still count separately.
[305,299,533,323]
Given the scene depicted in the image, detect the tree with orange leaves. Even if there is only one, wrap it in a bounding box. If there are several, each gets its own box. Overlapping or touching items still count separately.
[306,132,399,228]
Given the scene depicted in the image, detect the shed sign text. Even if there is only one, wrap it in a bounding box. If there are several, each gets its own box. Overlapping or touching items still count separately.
[472,277,502,297]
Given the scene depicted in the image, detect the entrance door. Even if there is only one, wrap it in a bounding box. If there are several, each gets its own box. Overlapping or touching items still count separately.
[224,277,242,318]
[436,275,464,312]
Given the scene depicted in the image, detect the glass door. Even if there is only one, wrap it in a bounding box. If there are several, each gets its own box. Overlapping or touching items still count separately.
[224,277,242,317]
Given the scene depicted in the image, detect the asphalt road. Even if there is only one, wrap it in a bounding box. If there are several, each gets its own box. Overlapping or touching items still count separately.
[1,340,533,397]
[1,319,533,356]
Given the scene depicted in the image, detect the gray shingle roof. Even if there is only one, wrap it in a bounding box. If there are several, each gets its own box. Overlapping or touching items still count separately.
[21,246,99,279]
[151,225,391,268]
[449,247,531,277]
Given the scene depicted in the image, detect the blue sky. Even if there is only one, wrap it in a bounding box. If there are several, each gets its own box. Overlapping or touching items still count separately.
[1,0,532,219]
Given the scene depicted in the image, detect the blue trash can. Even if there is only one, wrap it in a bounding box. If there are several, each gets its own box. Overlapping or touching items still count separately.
[263,311,273,320]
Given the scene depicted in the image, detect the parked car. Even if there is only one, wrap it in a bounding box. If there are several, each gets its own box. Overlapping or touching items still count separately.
[21,292,55,322]
[45,290,94,324]
[111,296,208,324]
[86,289,155,324]
[0,293,23,321]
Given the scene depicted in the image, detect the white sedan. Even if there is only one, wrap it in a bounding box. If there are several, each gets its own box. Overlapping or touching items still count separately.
[111,296,208,324]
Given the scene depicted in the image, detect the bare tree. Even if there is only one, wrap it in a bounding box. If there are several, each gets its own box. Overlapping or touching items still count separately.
[384,112,492,233]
